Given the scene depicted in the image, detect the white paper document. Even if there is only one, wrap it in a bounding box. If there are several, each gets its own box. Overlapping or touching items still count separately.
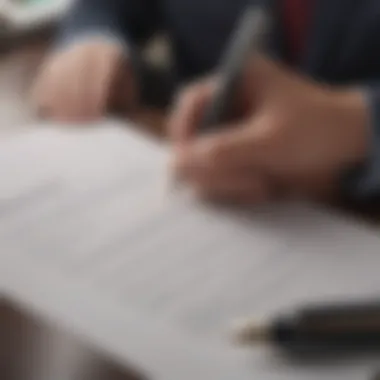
[1,120,380,380]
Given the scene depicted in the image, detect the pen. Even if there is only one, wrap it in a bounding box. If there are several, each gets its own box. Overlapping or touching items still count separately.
[200,5,270,130]
[231,300,380,351]
[169,5,270,190]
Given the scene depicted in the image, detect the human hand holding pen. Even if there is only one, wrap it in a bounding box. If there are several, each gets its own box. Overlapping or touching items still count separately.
[168,54,369,204]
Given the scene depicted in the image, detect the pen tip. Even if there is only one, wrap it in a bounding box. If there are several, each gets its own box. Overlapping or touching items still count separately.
[230,317,269,345]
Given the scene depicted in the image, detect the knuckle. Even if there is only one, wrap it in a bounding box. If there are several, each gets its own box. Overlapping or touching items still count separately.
[182,84,200,105]
[173,87,197,115]
[175,79,212,112]
[257,127,275,146]
[254,117,280,145]
[203,142,225,166]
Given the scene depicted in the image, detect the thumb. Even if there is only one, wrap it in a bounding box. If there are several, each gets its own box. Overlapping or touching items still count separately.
[174,118,267,177]
[168,78,217,143]
[174,110,276,177]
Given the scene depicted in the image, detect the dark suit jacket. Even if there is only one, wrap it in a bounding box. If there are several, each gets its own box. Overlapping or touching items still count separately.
[58,0,380,201]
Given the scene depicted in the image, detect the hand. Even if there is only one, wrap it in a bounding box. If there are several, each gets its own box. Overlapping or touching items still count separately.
[168,55,369,203]
[31,38,137,122]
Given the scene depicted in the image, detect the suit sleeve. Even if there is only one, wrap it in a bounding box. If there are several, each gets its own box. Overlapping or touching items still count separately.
[341,85,380,202]
[57,0,159,48]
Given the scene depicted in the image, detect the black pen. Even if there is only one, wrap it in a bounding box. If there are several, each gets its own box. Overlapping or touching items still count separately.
[232,300,380,351]
[169,5,270,190]
[200,5,270,130]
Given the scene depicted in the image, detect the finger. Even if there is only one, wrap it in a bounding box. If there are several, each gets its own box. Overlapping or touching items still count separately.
[192,171,272,204]
[175,155,278,204]
[243,53,289,98]
[174,121,263,180]
[87,45,123,118]
[51,58,87,121]
[168,78,217,142]
[51,44,119,122]
[33,59,66,119]
[58,46,104,121]
[57,52,91,121]
[283,170,338,202]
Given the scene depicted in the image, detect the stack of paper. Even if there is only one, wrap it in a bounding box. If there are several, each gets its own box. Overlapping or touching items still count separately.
[1,120,380,380]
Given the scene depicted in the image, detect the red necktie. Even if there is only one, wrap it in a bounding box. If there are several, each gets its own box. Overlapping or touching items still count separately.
[282,0,315,62]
